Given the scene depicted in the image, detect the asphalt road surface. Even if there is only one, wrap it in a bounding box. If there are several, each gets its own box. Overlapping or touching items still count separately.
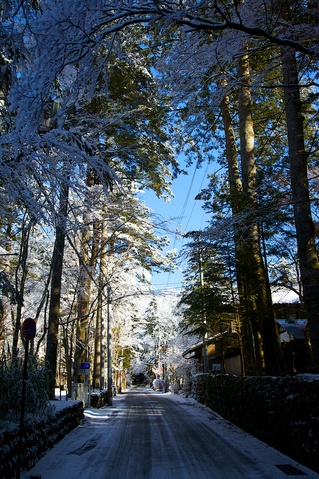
[24,387,319,479]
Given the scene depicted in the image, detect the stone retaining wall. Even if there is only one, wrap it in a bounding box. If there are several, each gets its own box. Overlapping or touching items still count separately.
[0,400,84,479]
[192,374,319,473]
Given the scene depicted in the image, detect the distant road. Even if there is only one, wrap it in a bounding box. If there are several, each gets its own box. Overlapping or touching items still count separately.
[25,387,319,479]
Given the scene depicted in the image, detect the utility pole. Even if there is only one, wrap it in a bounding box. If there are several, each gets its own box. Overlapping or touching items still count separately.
[198,238,209,373]
[107,285,112,405]
[100,291,105,390]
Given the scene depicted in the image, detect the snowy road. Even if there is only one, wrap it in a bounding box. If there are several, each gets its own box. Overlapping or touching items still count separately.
[24,387,319,479]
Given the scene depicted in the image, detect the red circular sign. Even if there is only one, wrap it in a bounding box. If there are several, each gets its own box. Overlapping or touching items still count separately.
[21,318,36,340]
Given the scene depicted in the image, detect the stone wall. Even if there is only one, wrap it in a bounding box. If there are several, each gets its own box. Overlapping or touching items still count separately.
[89,389,109,408]
[0,400,84,479]
[192,374,319,473]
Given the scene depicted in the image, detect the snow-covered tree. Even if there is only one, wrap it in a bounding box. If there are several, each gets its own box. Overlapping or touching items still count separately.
[2,0,319,377]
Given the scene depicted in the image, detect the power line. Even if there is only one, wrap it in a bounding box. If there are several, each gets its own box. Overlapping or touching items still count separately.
[184,160,210,232]
[165,160,210,290]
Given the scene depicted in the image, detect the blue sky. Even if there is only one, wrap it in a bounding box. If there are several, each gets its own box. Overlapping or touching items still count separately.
[141,159,214,293]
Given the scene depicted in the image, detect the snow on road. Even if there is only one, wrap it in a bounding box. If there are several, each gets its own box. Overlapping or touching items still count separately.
[23,387,319,479]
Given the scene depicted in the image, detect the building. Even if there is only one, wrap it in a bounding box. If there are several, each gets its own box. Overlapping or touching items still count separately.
[182,330,242,375]
[183,319,310,375]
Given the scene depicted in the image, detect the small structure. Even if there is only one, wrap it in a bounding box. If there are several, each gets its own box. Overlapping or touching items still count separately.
[183,331,242,375]
[183,319,311,376]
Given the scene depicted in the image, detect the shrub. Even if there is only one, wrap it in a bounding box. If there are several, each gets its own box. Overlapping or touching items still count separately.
[0,356,53,422]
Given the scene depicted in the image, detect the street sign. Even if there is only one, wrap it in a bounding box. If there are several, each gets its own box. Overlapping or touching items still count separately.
[21,318,36,341]
[79,362,90,375]
[80,362,90,369]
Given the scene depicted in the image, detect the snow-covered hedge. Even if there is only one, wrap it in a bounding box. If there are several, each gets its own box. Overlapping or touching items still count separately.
[89,389,109,408]
[192,373,319,473]
[0,359,52,421]
[0,400,84,479]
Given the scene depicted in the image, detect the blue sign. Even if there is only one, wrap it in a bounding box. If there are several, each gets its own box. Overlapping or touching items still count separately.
[80,362,90,369]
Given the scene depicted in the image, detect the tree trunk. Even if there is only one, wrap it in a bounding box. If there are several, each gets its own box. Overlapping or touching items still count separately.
[73,215,91,380]
[73,170,101,382]
[221,94,253,374]
[93,218,107,389]
[237,53,286,376]
[12,220,33,360]
[220,54,286,375]
[281,45,319,372]
[221,92,264,375]
[45,178,69,398]
[93,283,103,389]
[62,324,73,398]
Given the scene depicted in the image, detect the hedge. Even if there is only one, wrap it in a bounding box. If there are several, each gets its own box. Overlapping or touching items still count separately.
[0,400,84,479]
[192,373,319,473]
